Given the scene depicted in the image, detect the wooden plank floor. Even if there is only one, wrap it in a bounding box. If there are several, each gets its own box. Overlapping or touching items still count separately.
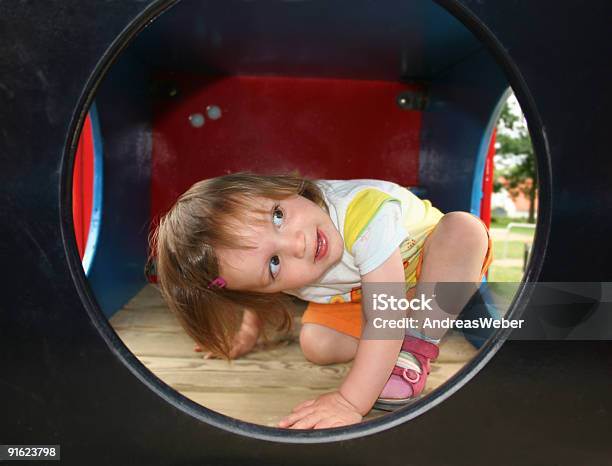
[110,285,478,427]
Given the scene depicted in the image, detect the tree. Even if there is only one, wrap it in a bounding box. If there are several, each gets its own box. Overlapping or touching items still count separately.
[494,98,537,223]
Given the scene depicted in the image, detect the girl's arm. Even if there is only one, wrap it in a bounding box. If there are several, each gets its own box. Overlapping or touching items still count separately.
[195,309,262,359]
[279,248,406,428]
[228,309,262,359]
[338,248,405,415]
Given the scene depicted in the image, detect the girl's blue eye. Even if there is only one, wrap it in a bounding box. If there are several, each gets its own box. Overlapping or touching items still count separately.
[272,206,284,227]
[269,255,281,278]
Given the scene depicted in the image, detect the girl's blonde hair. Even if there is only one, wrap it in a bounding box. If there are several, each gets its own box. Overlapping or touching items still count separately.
[150,172,327,359]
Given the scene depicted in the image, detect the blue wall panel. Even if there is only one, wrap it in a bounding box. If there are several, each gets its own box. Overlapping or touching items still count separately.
[419,49,509,215]
[86,50,152,318]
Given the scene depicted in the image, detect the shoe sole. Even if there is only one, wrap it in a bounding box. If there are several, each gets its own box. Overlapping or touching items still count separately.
[373,395,422,412]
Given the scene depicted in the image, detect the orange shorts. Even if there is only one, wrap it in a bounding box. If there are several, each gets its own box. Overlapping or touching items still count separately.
[301,219,493,339]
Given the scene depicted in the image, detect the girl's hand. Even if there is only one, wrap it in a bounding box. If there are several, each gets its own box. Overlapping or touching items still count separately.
[194,344,224,360]
[194,326,257,359]
[194,309,261,359]
[278,391,363,429]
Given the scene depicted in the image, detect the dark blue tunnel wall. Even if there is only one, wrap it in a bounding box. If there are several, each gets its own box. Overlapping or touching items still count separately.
[86,48,152,317]
[85,0,509,318]
[131,0,482,80]
[420,49,510,214]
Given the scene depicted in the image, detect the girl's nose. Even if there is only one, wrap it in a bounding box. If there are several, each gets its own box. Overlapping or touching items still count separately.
[284,230,306,259]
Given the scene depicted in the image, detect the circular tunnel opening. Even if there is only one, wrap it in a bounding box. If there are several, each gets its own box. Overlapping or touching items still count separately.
[68,0,544,441]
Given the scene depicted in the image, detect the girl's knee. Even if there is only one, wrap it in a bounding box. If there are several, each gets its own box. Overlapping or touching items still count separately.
[299,324,338,365]
[438,212,488,252]
[299,323,357,365]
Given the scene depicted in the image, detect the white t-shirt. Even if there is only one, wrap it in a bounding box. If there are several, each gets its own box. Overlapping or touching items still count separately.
[284,179,426,304]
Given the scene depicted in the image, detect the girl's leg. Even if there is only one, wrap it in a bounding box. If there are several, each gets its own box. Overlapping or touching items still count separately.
[412,211,490,341]
[300,323,359,365]
[378,212,489,407]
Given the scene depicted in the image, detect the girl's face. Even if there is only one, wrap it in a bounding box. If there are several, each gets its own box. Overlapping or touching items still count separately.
[216,194,343,293]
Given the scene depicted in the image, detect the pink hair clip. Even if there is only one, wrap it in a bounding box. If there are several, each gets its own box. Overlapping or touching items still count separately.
[207,277,226,289]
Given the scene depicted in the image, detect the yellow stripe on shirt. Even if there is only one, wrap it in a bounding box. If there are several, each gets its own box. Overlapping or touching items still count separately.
[343,188,399,254]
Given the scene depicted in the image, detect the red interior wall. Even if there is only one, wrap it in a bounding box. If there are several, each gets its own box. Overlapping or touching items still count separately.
[151,75,422,218]
[72,115,94,259]
[480,128,496,228]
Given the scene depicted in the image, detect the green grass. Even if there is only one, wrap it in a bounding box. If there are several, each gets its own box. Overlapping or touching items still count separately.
[489,238,533,282]
[488,218,537,284]
[488,265,523,282]
[509,226,536,235]
[490,217,536,236]
[490,216,531,227]
[493,240,528,259]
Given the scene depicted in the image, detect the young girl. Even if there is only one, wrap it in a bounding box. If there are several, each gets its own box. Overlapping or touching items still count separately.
[152,172,492,429]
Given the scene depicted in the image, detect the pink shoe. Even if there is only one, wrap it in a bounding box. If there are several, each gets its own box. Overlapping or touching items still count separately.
[374,336,439,411]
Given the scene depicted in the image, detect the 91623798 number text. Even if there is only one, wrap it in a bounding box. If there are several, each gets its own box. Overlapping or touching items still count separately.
[0,445,60,461]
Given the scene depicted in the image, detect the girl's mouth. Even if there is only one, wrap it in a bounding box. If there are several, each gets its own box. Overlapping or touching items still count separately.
[315,229,328,261]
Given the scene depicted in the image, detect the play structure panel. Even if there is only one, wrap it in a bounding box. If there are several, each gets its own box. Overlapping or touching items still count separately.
[1,1,611,465]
